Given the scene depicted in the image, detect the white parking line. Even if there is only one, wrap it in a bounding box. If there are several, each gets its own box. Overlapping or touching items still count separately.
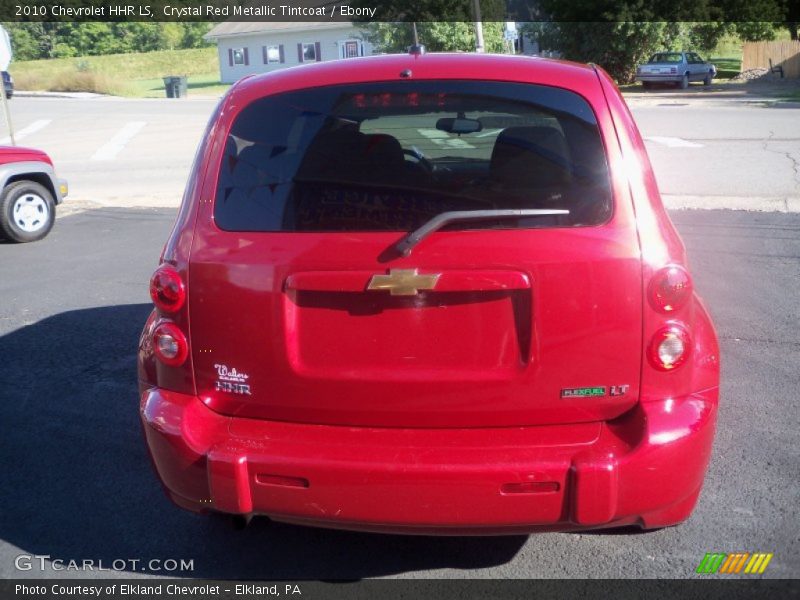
[644,136,704,148]
[90,121,147,161]
[0,119,52,145]
[417,128,476,149]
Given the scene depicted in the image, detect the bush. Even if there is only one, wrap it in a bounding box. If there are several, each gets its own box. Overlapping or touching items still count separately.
[49,70,128,95]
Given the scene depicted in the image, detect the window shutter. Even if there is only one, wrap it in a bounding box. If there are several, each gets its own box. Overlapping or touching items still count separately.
[279,44,285,63]
[297,43,303,62]
[262,46,267,64]
[243,48,249,66]
[315,41,322,61]
[228,48,233,66]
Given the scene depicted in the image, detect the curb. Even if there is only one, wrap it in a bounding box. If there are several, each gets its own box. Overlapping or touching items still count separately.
[13,90,224,101]
[662,195,800,213]
[13,90,107,99]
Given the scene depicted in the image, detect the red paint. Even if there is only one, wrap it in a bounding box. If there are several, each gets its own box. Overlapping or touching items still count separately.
[139,54,720,533]
[0,145,53,166]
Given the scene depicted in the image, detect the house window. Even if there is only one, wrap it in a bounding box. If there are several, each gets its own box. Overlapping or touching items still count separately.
[263,45,284,64]
[340,40,362,59]
[232,48,246,65]
[299,42,320,62]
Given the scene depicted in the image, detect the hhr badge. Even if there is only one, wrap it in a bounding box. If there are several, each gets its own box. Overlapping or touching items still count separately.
[214,363,252,395]
[367,268,441,296]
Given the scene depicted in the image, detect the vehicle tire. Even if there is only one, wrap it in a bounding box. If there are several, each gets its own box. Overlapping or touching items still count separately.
[703,72,713,85]
[0,181,56,243]
[679,74,689,89]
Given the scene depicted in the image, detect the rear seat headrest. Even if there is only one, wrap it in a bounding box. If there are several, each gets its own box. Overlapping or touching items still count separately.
[362,134,404,169]
[491,126,572,187]
[296,129,366,180]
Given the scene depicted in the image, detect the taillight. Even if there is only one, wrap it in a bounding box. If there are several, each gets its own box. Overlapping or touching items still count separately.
[648,324,690,371]
[670,67,677,74]
[649,265,692,313]
[149,265,186,313]
[152,321,189,367]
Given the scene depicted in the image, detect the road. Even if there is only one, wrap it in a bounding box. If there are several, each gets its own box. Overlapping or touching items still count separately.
[2,94,799,211]
[0,207,797,579]
[2,97,212,206]
[631,99,800,210]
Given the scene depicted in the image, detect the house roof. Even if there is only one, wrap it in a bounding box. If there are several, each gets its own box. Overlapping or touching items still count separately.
[205,21,357,40]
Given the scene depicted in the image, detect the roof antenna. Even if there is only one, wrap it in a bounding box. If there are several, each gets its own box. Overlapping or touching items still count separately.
[408,22,425,55]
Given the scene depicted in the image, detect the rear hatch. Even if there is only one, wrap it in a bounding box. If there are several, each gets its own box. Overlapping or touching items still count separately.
[188,79,642,428]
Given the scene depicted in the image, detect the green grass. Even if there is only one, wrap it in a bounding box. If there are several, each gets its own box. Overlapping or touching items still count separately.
[709,34,744,60]
[9,47,230,97]
[130,73,232,98]
[708,57,742,80]
[778,90,800,102]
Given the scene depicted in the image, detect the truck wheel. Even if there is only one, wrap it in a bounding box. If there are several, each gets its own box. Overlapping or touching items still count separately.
[0,181,56,242]
[703,73,713,85]
[680,74,689,89]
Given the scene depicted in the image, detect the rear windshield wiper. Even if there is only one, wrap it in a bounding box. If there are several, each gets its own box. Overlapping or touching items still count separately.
[395,209,569,257]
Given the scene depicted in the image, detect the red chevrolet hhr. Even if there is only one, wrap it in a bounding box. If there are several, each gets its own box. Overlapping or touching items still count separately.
[138,51,720,534]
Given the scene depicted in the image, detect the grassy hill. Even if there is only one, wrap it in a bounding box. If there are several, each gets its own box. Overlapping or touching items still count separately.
[8,47,230,97]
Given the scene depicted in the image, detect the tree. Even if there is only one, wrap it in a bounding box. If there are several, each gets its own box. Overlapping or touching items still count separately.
[1,22,213,61]
[684,22,733,54]
[786,0,799,40]
[0,23,41,61]
[2,23,67,59]
[181,23,214,49]
[523,22,688,83]
[363,21,505,54]
[733,22,779,42]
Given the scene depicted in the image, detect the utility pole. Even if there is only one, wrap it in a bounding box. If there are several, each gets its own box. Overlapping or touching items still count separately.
[473,0,485,53]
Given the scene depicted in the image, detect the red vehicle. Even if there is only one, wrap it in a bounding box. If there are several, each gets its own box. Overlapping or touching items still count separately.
[139,51,720,534]
[0,145,68,242]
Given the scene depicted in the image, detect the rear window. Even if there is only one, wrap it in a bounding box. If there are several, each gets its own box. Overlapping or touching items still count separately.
[215,81,612,232]
[648,53,683,63]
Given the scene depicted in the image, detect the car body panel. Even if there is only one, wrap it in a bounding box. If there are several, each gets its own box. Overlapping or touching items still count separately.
[139,54,720,533]
[0,147,67,204]
[0,145,53,167]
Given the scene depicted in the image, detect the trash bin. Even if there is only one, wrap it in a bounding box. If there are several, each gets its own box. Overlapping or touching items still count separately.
[163,76,188,98]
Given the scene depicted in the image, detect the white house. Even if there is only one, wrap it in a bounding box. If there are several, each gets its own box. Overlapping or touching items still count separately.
[204,22,373,84]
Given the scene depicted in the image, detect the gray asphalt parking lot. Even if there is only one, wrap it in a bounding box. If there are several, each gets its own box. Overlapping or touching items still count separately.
[0,207,797,579]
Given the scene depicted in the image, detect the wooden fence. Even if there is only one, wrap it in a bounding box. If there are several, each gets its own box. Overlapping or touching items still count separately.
[742,41,800,79]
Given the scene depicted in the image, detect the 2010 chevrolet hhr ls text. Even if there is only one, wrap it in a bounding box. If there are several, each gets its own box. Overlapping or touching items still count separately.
[138,51,720,534]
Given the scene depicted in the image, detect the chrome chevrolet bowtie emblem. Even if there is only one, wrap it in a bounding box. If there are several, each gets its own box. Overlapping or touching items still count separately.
[367,268,441,296]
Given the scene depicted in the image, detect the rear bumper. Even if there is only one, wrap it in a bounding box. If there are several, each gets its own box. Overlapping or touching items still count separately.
[636,75,682,83]
[140,387,718,534]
